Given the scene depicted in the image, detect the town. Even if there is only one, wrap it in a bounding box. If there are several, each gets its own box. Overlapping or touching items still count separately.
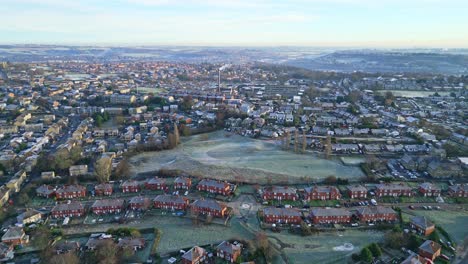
[0,57,466,264]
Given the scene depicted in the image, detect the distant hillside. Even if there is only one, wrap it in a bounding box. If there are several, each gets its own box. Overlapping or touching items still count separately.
[285,51,468,75]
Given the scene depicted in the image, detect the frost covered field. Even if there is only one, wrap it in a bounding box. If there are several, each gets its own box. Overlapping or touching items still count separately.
[130,131,364,184]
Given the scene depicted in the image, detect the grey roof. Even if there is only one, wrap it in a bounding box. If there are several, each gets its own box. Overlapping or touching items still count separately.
[91,199,124,208]
[174,176,190,184]
[117,237,145,248]
[121,180,141,187]
[263,207,302,217]
[265,186,297,194]
[17,209,41,222]
[191,199,225,211]
[153,194,186,204]
[0,242,12,255]
[410,216,434,229]
[419,182,440,191]
[448,184,468,193]
[129,196,150,204]
[305,186,339,194]
[346,185,367,192]
[418,240,441,255]
[375,184,412,191]
[51,202,84,212]
[310,208,351,217]
[56,185,86,194]
[182,246,206,262]
[36,184,55,195]
[146,177,165,185]
[356,206,396,216]
[216,241,241,255]
[1,227,24,241]
[95,183,113,190]
[198,179,229,189]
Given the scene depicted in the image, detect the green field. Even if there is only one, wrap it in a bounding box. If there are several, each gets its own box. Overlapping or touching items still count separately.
[130,131,364,184]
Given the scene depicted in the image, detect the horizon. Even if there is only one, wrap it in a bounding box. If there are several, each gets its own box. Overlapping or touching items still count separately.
[1,0,468,48]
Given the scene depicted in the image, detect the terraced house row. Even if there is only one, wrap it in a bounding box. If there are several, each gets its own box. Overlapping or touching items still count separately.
[262,206,397,225]
[36,177,235,199]
[49,195,227,218]
[260,182,467,202]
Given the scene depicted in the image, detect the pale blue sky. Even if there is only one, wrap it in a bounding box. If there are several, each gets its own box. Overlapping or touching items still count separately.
[1,0,467,47]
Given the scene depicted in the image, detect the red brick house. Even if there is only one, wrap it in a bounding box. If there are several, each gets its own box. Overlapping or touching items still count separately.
[263,207,302,224]
[55,185,87,199]
[95,183,113,196]
[1,227,28,246]
[448,184,468,197]
[190,199,227,218]
[418,182,441,197]
[51,202,85,218]
[356,206,397,222]
[305,186,341,201]
[145,177,167,190]
[91,199,125,215]
[410,216,435,236]
[418,240,441,261]
[174,176,192,190]
[121,180,141,193]
[346,185,368,199]
[216,241,241,263]
[197,179,232,196]
[401,253,427,264]
[375,183,413,197]
[36,184,56,198]
[128,196,151,210]
[153,194,188,210]
[182,246,208,264]
[262,186,298,201]
[310,208,351,224]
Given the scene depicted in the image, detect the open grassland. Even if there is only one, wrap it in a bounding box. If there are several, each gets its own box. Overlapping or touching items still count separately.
[130,131,364,184]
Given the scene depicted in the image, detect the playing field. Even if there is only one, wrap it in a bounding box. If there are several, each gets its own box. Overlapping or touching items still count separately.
[130,131,364,184]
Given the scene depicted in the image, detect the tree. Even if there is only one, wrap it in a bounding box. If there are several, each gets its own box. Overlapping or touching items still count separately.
[174,123,180,145]
[113,158,131,180]
[32,226,51,249]
[368,243,382,258]
[94,156,112,183]
[130,229,141,238]
[96,239,119,264]
[384,231,404,249]
[50,252,80,264]
[360,247,373,263]
[324,175,337,185]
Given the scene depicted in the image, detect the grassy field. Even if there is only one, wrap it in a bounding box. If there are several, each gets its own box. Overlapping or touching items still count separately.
[130,131,364,184]
[402,209,468,243]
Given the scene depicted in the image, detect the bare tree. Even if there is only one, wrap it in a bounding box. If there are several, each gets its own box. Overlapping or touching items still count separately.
[324,134,332,159]
[50,252,80,264]
[294,130,299,153]
[114,158,131,180]
[174,123,180,145]
[302,130,307,153]
[96,239,119,264]
[94,156,112,183]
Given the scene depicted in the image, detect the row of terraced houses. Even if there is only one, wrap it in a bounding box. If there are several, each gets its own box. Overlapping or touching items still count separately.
[260,183,468,201]
[49,195,228,218]
[262,206,398,225]
[36,177,235,199]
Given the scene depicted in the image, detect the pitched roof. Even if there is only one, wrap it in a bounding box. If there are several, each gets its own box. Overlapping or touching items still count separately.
[216,241,241,255]
[346,185,367,192]
[310,208,351,217]
[36,184,55,195]
[400,253,425,264]
[356,206,396,216]
[418,240,441,255]
[51,202,84,212]
[182,246,206,262]
[56,185,86,194]
[198,179,229,189]
[191,199,225,211]
[1,227,25,241]
[263,207,302,217]
[375,183,412,191]
[117,237,145,249]
[419,182,440,191]
[153,194,186,204]
[410,216,435,229]
[265,186,297,194]
[91,199,124,208]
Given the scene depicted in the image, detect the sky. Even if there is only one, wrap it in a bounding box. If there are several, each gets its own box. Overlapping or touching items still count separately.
[1,0,467,47]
